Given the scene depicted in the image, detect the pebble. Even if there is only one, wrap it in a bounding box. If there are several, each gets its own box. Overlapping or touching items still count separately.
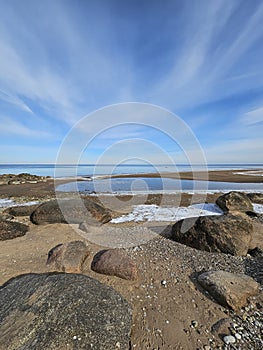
[191,320,198,328]
[161,280,167,287]
[234,333,242,340]
[223,335,236,344]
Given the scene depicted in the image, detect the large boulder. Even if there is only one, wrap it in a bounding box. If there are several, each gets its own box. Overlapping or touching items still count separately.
[91,249,138,280]
[171,214,253,256]
[198,270,260,311]
[30,198,112,225]
[0,221,29,241]
[4,204,40,217]
[0,273,132,350]
[216,191,253,213]
[47,241,90,273]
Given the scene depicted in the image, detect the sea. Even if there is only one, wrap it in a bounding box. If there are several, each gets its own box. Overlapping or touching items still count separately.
[0,163,262,194]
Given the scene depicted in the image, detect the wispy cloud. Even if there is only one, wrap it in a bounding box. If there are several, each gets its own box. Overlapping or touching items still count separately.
[242,106,263,125]
[0,1,262,163]
[0,115,51,138]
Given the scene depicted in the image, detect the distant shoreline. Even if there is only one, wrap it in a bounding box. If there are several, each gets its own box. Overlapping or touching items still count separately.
[90,169,263,183]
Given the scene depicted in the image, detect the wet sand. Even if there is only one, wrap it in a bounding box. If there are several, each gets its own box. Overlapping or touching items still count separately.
[103,169,263,183]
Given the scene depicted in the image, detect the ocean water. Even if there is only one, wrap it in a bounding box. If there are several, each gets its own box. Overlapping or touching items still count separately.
[0,163,262,178]
[0,163,262,194]
[56,176,263,194]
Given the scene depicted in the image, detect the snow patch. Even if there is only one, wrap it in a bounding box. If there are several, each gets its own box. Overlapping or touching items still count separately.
[253,203,263,214]
[0,198,39,208]
[233,170,263,176]
[111,203,224,223]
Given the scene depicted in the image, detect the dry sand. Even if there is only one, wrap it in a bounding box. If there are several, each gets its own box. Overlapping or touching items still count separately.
[0,171,262,349]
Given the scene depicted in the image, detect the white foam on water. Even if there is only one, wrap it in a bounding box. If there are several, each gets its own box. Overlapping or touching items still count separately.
[111,203,224,223]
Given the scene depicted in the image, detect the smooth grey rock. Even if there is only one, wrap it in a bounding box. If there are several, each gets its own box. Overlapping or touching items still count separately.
[0,273,132,350]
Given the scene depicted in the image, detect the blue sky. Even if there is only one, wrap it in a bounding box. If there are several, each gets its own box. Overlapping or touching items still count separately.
[0,0,262,164]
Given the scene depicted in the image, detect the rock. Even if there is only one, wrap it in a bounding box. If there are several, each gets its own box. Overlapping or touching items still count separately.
[247,192,263,204]
[0,221,29,241]
[47,241,90,273]
[216,191,253,213]
[211,318,232,337]
[4,204,40,217]
[30,198,112,225]
[0,213,13,222]
[171,214,253,256]
[0,173,47,186]
[248,247,263,258]
[0,273,132,349]
[79,221,89,232]
[198,270,260,311]
[91,249,138,280]
[223,335,236,344]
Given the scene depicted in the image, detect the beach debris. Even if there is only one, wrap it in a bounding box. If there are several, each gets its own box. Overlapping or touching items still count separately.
[0,273,132,349]
[30,198,112,225]
[198,270,260,311]
[216,191,253,213]
[171,213,253,256]
[47,240,90,273]
[0,221,29,241]
[91,249,138,280]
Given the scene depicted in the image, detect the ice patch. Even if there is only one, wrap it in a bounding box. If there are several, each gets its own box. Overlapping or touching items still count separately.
[253,203,263,214]
[0,198,39,208]
[111,203,223,223]
[233,170,263,176]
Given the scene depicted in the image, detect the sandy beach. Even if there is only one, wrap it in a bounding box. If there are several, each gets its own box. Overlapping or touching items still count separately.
[0,171,262,349]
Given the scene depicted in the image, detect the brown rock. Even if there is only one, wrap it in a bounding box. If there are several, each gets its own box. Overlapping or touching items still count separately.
[0,221,29,241]
[198,270,260,311]
[0,213,13,222]
[91,249,138,280]
[30,198,112,225]
[4,204,40,217]
[211,318,232,337]
[172,214,253,256]
[47,240,90,273]
[247,192,263,204]
[216,191,253,213]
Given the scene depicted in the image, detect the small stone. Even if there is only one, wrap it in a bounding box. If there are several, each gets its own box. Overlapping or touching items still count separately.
[191,320,198,328]
[223,335,236,344]
[161,280,167,287]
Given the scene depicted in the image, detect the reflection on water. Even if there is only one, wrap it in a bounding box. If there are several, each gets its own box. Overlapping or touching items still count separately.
[56,177,263,194]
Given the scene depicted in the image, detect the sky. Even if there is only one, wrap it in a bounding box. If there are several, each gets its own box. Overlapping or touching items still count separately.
[0,0,262,164]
